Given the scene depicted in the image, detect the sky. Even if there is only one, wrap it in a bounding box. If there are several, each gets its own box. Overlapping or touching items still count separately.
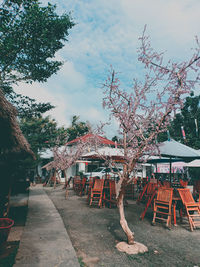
[14,0,200,138]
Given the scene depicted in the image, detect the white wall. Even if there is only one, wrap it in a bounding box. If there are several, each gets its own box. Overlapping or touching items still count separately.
[79,162,86,172]
[66,165,76,177]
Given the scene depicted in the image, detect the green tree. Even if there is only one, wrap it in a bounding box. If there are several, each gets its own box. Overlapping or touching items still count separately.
[18,115,68,179]
[112,136,119,143]
[7,91,54,118]
[0,0,74,93]
[20,116,68,154]
[0,0,75,206]
[0,0,75,156]
[169,93,200,149]
[67,115,91,141]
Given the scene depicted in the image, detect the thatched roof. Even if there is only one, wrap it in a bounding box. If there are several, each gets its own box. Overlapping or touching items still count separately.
[0,89,34,157]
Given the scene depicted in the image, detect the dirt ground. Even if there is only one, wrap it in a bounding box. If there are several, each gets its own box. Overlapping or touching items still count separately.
[45,185,200,267]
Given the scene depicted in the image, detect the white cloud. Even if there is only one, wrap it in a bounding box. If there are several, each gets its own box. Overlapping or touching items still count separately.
[14,82,70,127]
[13,61,108,129]
[14,0,200,137]
[50,59,86,92]
[119,0,200,53]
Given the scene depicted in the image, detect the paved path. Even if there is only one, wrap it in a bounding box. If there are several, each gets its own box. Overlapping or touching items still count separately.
[14,185,80,267]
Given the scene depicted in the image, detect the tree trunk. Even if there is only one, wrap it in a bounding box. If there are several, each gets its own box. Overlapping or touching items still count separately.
[116,131,135,245]
[117,191,134,245]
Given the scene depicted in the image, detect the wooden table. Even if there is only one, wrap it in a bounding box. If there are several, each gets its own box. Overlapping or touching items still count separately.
[172,190,182,226]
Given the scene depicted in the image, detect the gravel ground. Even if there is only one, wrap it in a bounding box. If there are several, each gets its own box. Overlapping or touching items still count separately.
[45,185,200,267]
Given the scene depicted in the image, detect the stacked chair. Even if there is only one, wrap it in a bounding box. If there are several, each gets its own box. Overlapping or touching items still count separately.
[73,177,87,196]
[140,182,158,220]
[137,179,157,203]
[137,183,148,203]
[86,177,95,203]
[124,182,135,200]
[179,179,188,188]
[104,180,117,208]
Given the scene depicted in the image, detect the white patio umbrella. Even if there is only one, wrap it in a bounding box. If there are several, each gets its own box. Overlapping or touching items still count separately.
[157,139,200,182]
[82,147,124,160]
[185,160,200,167]
[158,139,200,159]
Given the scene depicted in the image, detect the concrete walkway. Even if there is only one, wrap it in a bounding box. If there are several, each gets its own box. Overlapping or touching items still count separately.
[14,185,80,267]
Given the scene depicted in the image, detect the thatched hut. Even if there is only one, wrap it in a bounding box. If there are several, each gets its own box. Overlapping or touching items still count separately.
[0,89,34,216]
[0,89,34,157]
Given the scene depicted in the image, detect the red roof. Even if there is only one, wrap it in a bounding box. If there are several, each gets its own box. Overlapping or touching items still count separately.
[66,133,116,146]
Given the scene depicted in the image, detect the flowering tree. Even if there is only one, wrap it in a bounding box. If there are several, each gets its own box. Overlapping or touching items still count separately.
[44,133,103,189]
[103,28,200,246]
[44,140,89,187]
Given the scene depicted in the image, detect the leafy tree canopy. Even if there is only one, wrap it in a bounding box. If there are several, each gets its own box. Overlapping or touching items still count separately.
[0,0,75,152]
[20,116,68,155]
[7,91,54,118]
[0,0,74,92]
[20,114,91,156]
[169,93,200,149]
[67,115,91,141]
[112,136,119,143]
[0,0,75,183]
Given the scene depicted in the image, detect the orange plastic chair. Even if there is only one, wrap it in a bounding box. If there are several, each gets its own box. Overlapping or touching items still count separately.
[86,177,95,203]
[179,179,188,188]
[137,183,148,203]
[177,188,200,231]
[144,182,158,203]
[140,182,158,220]
[137,180,158,203]
[89,179,105,208]
[152,187,173,228]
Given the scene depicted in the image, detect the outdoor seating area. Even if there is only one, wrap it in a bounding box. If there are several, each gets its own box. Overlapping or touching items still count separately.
[178,188,200,231]
[70,174,200,232]
[1,1,200,265]
[72,176,135,208]
[137,178,200,231]
[44,184,200,266]
[40,137,200,236]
